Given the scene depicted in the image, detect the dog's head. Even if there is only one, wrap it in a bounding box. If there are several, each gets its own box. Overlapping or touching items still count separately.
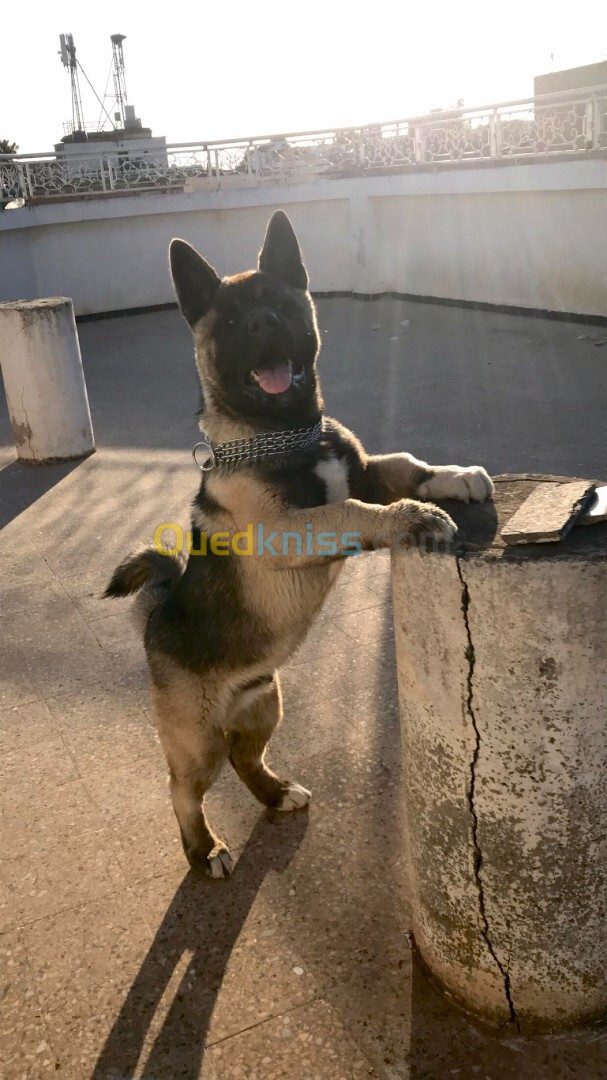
[169,211,322,426]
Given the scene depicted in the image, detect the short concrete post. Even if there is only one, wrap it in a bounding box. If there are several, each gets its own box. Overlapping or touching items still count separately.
[391,475,607,1032]
[0,298,95,463]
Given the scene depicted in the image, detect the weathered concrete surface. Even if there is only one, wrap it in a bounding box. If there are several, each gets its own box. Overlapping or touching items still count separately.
[392,476,607,1031]
[0,298,94,463]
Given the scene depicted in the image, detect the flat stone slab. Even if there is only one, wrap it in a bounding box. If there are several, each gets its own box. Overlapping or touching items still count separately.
[435,474,607,560]
[500,479,596,545]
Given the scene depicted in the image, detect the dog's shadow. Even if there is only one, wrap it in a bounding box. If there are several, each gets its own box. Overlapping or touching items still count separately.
[91,812,308,1080]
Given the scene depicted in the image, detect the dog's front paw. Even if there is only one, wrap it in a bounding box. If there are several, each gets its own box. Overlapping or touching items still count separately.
[418,465,494,504]
[414,503,458,543]
[387,499,457,547]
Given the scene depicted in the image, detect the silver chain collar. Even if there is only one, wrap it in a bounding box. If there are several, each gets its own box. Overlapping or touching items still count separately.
[193,419,324,472]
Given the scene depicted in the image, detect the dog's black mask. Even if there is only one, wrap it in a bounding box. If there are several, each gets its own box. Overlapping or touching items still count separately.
[170,211,323,427]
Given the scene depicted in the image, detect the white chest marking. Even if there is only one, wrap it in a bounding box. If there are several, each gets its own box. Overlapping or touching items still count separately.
[315,455,350,504]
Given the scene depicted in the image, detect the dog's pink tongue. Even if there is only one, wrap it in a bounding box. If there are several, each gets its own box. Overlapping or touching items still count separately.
[254,365,292,394]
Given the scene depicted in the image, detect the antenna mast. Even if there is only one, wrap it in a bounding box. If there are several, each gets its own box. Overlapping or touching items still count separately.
[110,34,128,128]
[58,33,85,133]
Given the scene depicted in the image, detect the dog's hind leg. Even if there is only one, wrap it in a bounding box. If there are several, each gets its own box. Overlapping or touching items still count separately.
[168,740,232,878]
[227,675,311,812]
[151,669,232,878]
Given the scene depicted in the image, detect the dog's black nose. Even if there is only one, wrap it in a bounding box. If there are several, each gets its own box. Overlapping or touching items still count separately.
[247,310,279,338]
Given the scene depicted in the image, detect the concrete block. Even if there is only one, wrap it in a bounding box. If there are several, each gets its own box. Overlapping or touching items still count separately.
[0,298,95,464]
[392,474,607,1032]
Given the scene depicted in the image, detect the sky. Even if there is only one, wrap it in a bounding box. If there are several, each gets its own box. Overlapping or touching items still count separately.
[3,0,607,151]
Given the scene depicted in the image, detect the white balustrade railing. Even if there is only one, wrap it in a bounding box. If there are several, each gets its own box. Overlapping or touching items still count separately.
[2,85,606,204]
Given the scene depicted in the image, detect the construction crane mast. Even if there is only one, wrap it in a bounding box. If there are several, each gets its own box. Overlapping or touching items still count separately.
[110,34,128,128]
[58,33,85,134]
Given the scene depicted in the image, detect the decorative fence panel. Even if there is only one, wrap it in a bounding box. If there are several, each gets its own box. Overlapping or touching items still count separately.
[2,85,606,204]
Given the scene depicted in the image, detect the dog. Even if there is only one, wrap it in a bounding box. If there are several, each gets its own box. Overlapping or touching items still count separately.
[105,210,493,878]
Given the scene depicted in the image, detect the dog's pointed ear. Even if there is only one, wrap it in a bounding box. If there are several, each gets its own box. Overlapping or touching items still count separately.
[169,239,221,327]
[258,210,308,290]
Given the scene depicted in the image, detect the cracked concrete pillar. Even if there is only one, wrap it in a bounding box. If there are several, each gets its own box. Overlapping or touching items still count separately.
[0,297,95,463]
[392,474,607,1032]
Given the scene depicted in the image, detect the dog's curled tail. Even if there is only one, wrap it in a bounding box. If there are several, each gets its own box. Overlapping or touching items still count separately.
[104,547,186,631]
[104,547,186,598]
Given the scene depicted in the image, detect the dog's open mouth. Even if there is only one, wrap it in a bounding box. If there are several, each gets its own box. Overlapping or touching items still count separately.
[247,360,305,396]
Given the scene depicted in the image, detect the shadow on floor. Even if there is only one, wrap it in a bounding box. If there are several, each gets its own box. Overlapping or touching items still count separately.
[91,812,309,1080]
[0,457,87,530]
[407,952,607,1079]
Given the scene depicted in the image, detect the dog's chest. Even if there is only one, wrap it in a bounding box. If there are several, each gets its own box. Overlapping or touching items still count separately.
[314,454,350,504]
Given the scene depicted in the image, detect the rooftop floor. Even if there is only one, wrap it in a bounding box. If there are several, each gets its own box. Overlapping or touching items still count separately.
[0,298,606,1078]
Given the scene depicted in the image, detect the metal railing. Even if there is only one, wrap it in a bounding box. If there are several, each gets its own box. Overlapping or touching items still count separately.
[2,85,606,204]
[61,120,120,136]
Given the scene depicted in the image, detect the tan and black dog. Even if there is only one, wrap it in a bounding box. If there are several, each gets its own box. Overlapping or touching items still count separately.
[106,210,493,878]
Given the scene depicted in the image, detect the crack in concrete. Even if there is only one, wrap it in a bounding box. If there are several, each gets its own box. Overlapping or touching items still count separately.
[456,556,520,1031]
[19,387,36,460]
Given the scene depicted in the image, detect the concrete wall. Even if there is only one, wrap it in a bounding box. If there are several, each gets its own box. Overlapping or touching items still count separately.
[1,159,605,317]
[372,188,607,315]
[0,228,37,302]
